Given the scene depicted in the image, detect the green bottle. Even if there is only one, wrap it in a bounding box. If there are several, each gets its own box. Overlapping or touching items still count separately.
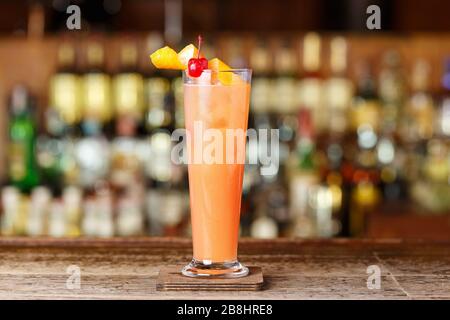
[8,85,39,192]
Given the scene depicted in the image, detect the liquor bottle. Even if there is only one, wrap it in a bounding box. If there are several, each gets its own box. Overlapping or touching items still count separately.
[81,42,112,129]
[48,199,66,237]
[377,51,407,203]
[94,183,114,237]
[145,77,175,136]
[77,42,111,190]
[75,119,110,189]
[322,37,353,235]
[242,39,274,232]
[378,50,405,134]
[49,42,82,130]
[172,76,184,129]
[113,41,144,123]
[145,69,175,133]
[116,184,145,236]
[325,36,353,135]
[273,38,299,149]
[400,60,435,143]
[322,139,346,236]
[111,42,145,191]
[249,37,273,131]
[8,85,39,193]
[147,131,174,187]
[435,58,450,137]
[159,190,188,236]
[410,59,450,213]
[350,61,381,133]
[82,196,97,236]
[40,43,81,195]
[288,109,319,238]
[111,114,143,189]
[63,186,83,237]
[298,33,324,135]
[144,33,174,133]
[0,187,20,235]
[349,124,381,237]
[250,202,279,239]
[349,177,380,237]
[411,139,450,213]
[252,39,293,230]
[27,186,51,236]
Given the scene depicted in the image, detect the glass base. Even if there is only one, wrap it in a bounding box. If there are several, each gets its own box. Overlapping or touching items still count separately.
[182,258,249,278]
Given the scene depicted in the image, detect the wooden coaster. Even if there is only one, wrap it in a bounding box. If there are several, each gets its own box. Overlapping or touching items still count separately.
[157,266,264,291]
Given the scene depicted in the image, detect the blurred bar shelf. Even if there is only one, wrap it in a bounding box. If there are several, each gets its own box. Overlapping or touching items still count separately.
[367,203,450,240]
[0,237,449,299]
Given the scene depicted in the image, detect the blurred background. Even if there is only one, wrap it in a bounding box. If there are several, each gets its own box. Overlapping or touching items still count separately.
[0,0,449,240]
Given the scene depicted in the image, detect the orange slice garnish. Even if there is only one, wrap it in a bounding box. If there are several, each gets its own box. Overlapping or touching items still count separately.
[208,58,233,85]
[150,46,185,70]
[208,58,245,85]
[178,44,202,67]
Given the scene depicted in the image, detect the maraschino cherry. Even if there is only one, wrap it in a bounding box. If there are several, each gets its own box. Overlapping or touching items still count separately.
[188,35,208,77]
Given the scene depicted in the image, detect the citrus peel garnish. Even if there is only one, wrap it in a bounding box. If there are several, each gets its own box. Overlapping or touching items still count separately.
[150,46,185,70]
[178,44,202,67]
[208,58,244,85]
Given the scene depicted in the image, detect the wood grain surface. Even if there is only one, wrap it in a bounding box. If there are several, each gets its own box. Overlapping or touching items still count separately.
[157,266,264,291]
[0,237,449,300]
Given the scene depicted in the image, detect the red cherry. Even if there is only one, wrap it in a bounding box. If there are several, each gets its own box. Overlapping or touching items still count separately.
[187,35,208,77]
[188,58,203,77]
[199,57,208,69]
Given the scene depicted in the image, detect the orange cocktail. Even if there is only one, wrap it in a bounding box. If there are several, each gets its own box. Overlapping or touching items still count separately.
[149,37,251,278]
[182,70,251,277]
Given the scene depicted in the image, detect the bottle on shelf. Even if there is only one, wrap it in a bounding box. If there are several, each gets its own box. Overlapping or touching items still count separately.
[110,41,145,191]
[8,85,39,193]
[347,63,381,237]
[288,108,319,238]
[435,58,450,137]
[74,119,111,189]
[0,187,20,236]
[325,36,353,136]
[250,201,279,239]
[298,32,324,135]
[116,183,145,236]
[400,59,435,143]
[76,41,111,190]
[112,41,144,124]
[321,36,353,236]
[350,60,381,133]
[40,43,82,195]
[378,50,405,134]
[27,186,51,236]
[272,37,299,150]
[377,51,407,204]
[249,37,273,132]
[49,42,82,131]
[62,186,83,237]
[81,41,112,130]
[349,124,381,237]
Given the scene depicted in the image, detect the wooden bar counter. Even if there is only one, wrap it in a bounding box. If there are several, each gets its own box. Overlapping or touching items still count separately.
[0,238,449,300]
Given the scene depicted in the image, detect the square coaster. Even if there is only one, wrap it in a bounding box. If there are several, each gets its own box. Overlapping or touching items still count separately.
[156,266,264,291]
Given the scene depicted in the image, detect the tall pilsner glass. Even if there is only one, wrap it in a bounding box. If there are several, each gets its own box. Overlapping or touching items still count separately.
[181,69,252,278]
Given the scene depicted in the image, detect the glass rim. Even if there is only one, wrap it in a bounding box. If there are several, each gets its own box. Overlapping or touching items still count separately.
[183,68,252,74]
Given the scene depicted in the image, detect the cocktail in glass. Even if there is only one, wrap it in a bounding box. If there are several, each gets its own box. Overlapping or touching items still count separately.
[182,69,252,278]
